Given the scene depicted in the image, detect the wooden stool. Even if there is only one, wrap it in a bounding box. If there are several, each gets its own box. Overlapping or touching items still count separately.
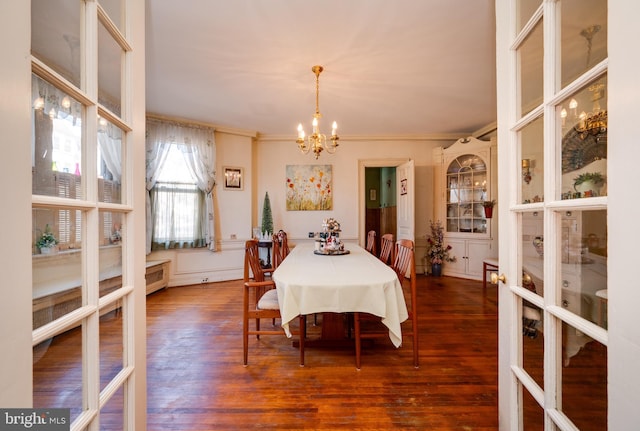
[483,258,499,289]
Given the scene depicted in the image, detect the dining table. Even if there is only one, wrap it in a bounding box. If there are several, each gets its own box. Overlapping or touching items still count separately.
[272,242,408,348]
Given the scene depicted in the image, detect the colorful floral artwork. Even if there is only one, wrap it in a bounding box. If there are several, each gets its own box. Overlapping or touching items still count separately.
[286,165,333,211]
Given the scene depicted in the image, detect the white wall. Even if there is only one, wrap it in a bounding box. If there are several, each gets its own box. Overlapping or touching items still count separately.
[149,133,461,284]
[0,0,32,407]
[607,2,640,428]
[255,137,454,272]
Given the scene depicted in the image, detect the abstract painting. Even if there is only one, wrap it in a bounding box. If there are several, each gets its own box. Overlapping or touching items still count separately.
[286,165,333,211]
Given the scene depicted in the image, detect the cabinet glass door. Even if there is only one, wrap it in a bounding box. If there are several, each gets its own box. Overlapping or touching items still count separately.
[446,154,488,234]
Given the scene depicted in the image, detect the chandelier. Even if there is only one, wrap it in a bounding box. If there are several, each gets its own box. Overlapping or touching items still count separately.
[559,25,607,141]
[296,65,339,159]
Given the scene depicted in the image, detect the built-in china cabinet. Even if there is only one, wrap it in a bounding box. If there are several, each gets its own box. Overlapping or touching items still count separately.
[433,136,497,280]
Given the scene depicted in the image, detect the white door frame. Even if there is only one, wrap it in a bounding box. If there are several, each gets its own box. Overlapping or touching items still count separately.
[358,158,410,248]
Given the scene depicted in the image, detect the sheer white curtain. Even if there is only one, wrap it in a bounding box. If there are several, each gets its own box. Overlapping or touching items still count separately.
[145,119,217,254]
[180,131,217,250]
[145,121,172,254]
[98,122,122,183]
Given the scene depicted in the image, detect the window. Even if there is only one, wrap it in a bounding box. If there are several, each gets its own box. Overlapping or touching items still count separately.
[145,118,217,252]
[150,144,206,249]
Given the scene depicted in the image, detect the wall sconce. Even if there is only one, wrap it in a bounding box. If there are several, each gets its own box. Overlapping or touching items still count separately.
[522,159,532,184]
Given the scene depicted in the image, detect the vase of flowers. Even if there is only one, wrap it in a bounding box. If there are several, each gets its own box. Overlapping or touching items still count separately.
[426,220,455,276]
[36,224,58,254]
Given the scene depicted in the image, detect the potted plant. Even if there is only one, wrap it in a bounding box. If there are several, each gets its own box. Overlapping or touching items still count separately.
[261,192,274,238]
[36,224,58,254]
[573,172,605,196]
[426,220,456,276]
[482,199,496,218]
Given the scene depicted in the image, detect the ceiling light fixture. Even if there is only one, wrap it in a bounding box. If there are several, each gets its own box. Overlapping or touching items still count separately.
[296,65,339,159]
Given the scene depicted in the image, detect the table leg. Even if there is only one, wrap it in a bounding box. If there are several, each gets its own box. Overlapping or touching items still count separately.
[293,312,372,349]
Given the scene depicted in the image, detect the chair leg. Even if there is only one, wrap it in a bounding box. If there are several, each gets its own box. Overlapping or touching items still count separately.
[299,315,306,367]
[412,318,419,369]
[354,312,362,370]
[243,318,249,366]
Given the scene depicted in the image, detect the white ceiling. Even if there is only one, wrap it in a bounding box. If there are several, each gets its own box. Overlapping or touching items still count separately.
[145,0,497,138]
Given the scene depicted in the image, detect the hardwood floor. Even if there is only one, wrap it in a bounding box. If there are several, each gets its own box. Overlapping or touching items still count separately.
[146,275,498,430]
[34,275,500,430]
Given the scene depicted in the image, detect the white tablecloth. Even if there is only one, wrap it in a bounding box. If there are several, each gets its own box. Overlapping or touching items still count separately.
[273,243,408,347]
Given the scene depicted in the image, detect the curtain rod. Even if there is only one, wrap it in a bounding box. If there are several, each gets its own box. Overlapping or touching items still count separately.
[146,113,216,131]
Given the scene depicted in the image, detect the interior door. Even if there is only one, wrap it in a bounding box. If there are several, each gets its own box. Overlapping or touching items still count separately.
[496,2,609,430]
[396,159,414,242]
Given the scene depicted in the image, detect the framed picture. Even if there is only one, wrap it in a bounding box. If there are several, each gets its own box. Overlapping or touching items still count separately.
[285,164,333,210]
[400,178,408,195]
[223,166,244,190]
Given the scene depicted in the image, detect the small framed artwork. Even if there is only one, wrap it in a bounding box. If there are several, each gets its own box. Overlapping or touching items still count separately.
[223,166,244,190]
[400,178,408,195]
[369,188,377,201]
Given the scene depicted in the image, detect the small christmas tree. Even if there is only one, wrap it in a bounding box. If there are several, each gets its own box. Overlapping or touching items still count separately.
[261,192,273,236]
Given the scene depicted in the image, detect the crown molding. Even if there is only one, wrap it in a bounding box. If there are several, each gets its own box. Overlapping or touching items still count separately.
[256,132,469,143]
[146,113,257,138]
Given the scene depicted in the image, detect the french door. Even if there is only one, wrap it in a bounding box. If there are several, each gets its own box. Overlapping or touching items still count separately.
[496,1,609,430]
[30,1,146,429]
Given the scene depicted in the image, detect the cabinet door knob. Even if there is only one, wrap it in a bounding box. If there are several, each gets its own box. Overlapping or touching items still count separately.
[490,272,507,284]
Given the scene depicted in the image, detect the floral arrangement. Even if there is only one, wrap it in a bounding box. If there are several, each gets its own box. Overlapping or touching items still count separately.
[482,199,496,208]
[36,224,58,249]
[573,171,605,186]
[426,220,456,265]
[322,218,341,232]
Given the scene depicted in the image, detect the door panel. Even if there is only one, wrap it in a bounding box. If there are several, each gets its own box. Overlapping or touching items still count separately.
[396,159,414,242]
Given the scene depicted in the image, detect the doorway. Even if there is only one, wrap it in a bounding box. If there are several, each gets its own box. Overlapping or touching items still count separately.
[364,166,397,253]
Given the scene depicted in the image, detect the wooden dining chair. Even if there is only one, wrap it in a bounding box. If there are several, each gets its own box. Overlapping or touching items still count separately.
[365,230,377,256]
[243,239,305,366]
[272,230,290,269]
[378,233,395,266]
[354,239,418,369]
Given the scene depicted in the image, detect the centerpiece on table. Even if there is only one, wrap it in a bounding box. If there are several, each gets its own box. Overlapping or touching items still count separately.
[426,220,456,276]
[318,218,345,253]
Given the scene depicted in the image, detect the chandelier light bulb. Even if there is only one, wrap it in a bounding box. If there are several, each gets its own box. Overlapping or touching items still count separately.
[33,97,45,110]
[560,108,567,126]
[569,98,578,117]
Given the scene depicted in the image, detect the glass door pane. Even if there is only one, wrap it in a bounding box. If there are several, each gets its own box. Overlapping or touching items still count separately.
[560,0,608,89]
[518,19,543,118]
[561,324,607,429]
[521,116,544,203]
[559,75,608,199]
